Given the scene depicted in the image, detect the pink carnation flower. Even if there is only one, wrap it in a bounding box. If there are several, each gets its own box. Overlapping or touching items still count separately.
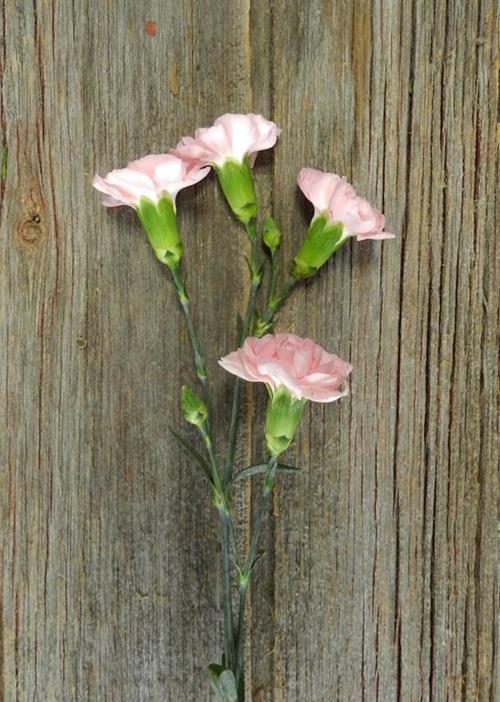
[93,154,209,208]
[298,167,395,241]
[172,113,280,168]
[219,333,352,403]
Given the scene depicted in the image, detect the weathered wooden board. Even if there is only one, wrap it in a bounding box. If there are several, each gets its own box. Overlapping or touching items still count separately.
[0,1,497,701]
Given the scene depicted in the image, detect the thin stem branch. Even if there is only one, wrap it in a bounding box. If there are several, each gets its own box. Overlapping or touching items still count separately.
[219,512,235,668]
[262,274,298,326]
[266,251,280,313]
[170,265,208,387]
[235,585,246,700]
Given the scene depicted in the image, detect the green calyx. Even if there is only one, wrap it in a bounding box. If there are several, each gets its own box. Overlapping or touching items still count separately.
[181,385,208,430]
[214,156,258,224]
[265,387,307,456]
[136,195,182,269]
[292,215,345,279]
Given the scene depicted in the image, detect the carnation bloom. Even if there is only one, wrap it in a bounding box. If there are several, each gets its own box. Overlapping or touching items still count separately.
[220,333,351,455]
[219,333,352,403]
[298,167,395,241]
[292,168,395,278]
[172,113,280,168]
[93,154,209,209]
[93,154,209,269]
[172,113,280,224]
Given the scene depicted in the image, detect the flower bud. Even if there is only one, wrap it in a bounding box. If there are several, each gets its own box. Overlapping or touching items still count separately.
[263,215,281,253]
[265,387,306,456]
[136,195,183,269]
[214,157,258,224]
[181,385,208,429]
[292,215,344,279]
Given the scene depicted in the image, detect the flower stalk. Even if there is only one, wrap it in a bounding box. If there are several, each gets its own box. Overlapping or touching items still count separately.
[169,265,208,386]
[234,454,278,692]
[171,266,238,677]
[224,218,263,485]
[93,112,394,701]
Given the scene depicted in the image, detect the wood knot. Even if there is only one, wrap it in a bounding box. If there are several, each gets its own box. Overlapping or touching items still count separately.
[17,217,45,251]
[15,195,47,253]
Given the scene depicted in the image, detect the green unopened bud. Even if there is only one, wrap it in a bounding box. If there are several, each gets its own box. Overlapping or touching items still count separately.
[136,195,182,269]
[292,215,344,279]
[214,157,258,224]
[263,215,281,253]
[265,387,306,456]
[181,385,208,429]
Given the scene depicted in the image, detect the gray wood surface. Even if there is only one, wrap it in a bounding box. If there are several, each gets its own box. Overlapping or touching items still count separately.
[0,1,497,700]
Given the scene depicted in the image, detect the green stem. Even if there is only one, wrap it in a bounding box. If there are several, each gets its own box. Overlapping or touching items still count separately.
[219,511,235,669]
[267,251,280,313]
[200,429,236,672]
[223,221,263,485]
[170,265,208,387]
[234,455,278,690]
[235,585,247,700]
[169,264,237,671]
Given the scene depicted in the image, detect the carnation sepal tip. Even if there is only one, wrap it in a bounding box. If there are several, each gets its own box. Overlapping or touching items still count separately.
[236,550,266,588]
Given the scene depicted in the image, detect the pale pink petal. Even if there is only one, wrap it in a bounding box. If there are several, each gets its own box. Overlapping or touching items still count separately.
[171,135,213,164]
[356,230,396,241]
[219,333,352,404]
[257,360,304,398]
[218,351,260,383]
[93,154,209,208]
[128,154,171,178]
[300,380,350,403]
[102,195,124,208]
[298,168,342,214]
[173,113,280,168]
[298,168,396,241]
[92,174,135,206]
[105,168,157,203]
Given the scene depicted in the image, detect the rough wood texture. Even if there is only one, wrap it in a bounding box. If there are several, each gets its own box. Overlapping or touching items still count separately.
[0,1,497,700]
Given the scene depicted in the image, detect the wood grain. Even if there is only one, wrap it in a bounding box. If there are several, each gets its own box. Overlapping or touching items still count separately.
[0,1,497,700]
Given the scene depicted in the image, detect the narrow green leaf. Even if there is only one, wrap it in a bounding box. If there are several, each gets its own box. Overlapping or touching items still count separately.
[232,462,301,483]
[169,427,212,484]
[250,549,266,572]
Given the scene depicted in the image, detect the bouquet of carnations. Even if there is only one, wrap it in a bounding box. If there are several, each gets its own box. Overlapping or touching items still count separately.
[93,113,394,701]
